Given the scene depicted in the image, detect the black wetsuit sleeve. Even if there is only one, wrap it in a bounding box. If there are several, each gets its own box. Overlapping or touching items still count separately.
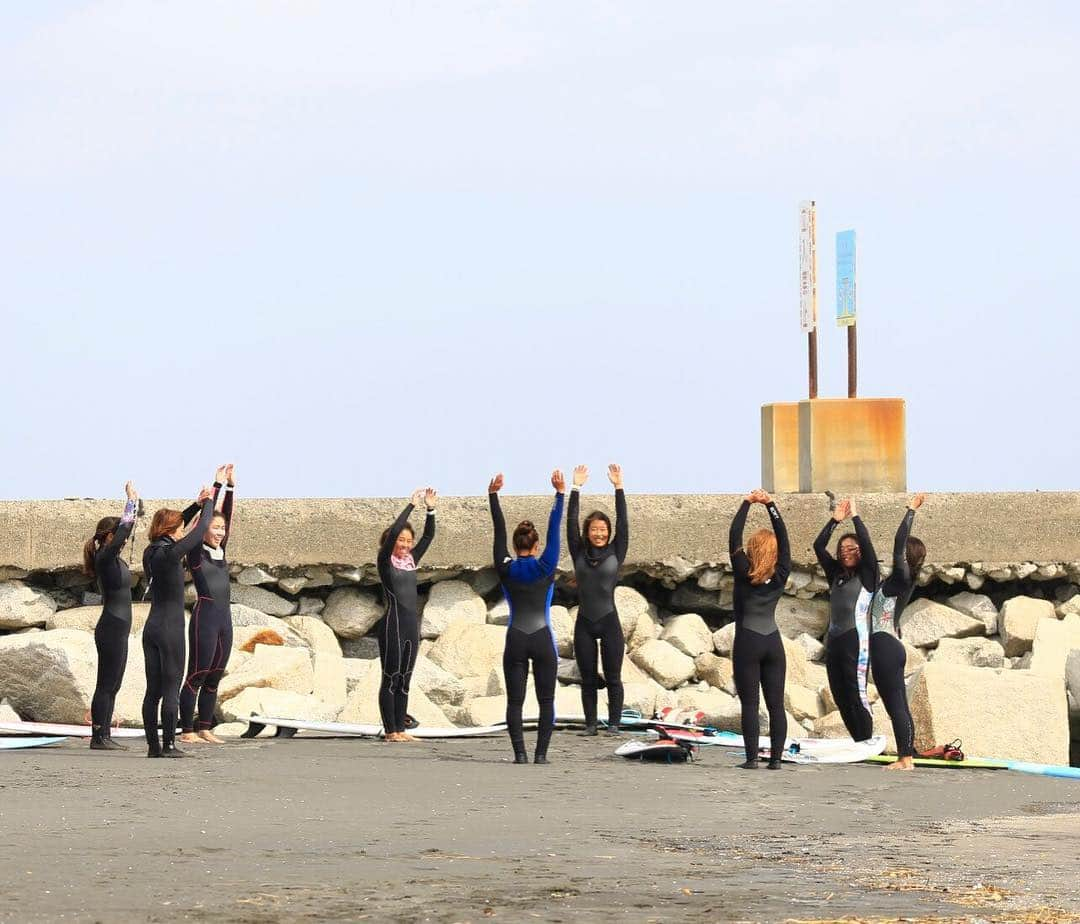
[768,502,791,583]
[566,489,582,561]
[489,493,509,569]
[379,504,415,566]
[181,502,201,526]
[538,492,564,576]
[100,499,137,558]
[218,484,234,551]
[852,515,880,590]
[883,508,915,596]
[174,497,215,557]
[613,488,629,564]
[729,500,751,581]
[814,519,840,584]
[412,509,436,563]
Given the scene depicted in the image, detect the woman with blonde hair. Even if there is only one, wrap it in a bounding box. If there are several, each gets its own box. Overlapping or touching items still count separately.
[729,489,791,769]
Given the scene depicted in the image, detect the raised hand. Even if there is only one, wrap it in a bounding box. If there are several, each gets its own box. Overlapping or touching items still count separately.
[125,481,139,501]
[410,488,427,508]
[748,488,771,504]
[551,469,566,493]
[848,498,859,518]
[488,473,504,494]
[909,492,926,510]
[424,488,438,510]
[225,463,236,486]
[607,463,623,489]
[573,465,589,488]
[833,499,851,522]
[215,465,228,485]
[197,485,213,504]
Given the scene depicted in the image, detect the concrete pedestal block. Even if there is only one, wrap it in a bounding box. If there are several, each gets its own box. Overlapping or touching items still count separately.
[798,398,906,493]
[760,403,800,494]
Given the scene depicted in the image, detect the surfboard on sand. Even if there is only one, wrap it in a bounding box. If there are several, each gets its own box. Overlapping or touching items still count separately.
[864,754,1009,770]
[0,721,144,739]
[615,737,695,763]
[0,736,67,750]
[243,715,506,739]
[713,730,888,764]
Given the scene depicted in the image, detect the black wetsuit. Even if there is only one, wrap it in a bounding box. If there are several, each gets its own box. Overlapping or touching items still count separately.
[730,500,791,765]
[377,503,435,734]
[490,491,564,763]
[179,484,234,733]
[142,496,213,754]
[567,486,628,731]
[869,509,918,758]
[814,516,879,742]
[91,498,138,741]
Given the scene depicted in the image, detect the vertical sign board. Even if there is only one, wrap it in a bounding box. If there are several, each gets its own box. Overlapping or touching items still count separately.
[799,201,817,332]
[836,229,856,327]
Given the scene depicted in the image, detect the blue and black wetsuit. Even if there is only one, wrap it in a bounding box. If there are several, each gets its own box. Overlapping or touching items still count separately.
[567,486,628,732]
[490,490,564,764]
[730,500,791,767]
[869,508,918,758]
[90,497,138,747]
[376,502,435,734]
[179,483,234,734]
[142,496,213,757]
[814,516,879,742]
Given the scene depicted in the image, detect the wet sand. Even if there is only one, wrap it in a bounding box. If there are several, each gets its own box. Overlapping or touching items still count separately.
[1,733,1078,923]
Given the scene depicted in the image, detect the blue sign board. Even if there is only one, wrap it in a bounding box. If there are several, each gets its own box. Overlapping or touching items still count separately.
[836,229,856,327]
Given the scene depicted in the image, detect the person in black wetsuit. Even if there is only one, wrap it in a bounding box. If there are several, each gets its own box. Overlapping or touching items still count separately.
[813,498,879,742]
[142,485,214,758]
[82,480,140,750]
[869,493,926,771]
[567,463,628,736]
[179,464,237,746]
[377,486,437,742]
[489,470,565,765]
[730,488,792,769]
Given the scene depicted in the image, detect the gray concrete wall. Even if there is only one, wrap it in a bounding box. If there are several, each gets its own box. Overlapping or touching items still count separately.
[3,493,1079,573]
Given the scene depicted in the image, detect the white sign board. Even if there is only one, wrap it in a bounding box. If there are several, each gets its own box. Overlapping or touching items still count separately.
[799,200,817,333]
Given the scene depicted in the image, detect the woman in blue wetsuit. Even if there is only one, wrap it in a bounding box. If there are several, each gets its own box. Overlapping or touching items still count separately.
[488,470,565,765]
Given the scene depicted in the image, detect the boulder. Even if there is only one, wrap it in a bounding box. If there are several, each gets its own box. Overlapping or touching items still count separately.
[343,657,379,695]
[284,615,347,706]
[0,628,96,722]
[219,687,340,724]
[420,581,486,639]
[558,658,582,685]
[0,701,20,722]
[621,681,658,716]
[340,636,380,660]
[821,682,879,715]
[550,606,574,657]
[462,569,501,597]
[669,584,724,615]
[1067,650,1080,703]
[931,637,1006,669]
[427,621,505,679]
[336,667,450,728]
[675,686,739,723]
[1000,597,1057,657]
[1056,594,1080,619]
[712,623,735,655]
[615,587,660,648]
[486,600,510,625]
[236,567,276,586]
[774,597,830,639]
[901,640,927,675]
[909,662,1068,764]
[946,592,999,635]
[217,645,315,703]
[322,588,383,639]
[411,654,467,707]
[304,569,334,589]
[45,602,151,635]
[277,576,309,595]
[0,582,57,630]
[230,584,298,617]
[781,635,810,688]
[660,613,712,658]
[298,597,325,616]
[693,652,735,694]
[629,639,696,689]
[1030,614,1080,680]
[784,685,823,722]
[795,633,825,662]
[111,639,149,725]
[459,683,590,728]
[897,599,984,648]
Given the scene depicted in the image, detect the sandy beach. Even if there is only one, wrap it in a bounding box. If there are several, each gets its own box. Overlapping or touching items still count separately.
[2,732,1078,923]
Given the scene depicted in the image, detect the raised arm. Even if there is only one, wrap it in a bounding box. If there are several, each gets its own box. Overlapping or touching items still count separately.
[767,500,791,581]
[813,518,840,584]
[411,489,438,564]
[488,474,508,567]
[174,496,215,557]
[610,464,629,564]
[566,485,582,560]
[851,513,880,589]
[538,489,565,576]
[101,488,139,558]
[218,467,235,550]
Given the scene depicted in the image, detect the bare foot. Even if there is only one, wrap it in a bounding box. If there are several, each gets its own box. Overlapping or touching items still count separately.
[197,730,225,744]
[384,731,404,742]
[885,756,915,771]
[178,732,206,745]
[400,732,418,742]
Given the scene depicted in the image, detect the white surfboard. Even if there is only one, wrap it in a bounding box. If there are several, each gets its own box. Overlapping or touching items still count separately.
[0,736,67,750]
[615,738,693,761]
[714,730,887,764]
[246,715,506,739]
[0,721,145,739]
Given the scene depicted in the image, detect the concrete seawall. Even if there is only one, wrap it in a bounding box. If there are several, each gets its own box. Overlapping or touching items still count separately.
[3,493,1079,573]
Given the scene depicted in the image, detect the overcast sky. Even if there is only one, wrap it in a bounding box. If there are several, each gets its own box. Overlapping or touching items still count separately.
[3,2,1077,499]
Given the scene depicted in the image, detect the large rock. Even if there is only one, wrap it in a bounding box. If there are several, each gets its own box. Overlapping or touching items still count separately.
[931,636,1006,669]
[615,587,660,649]
[217,645,315,703]
[1000,597,1057,658]
[712,623,735,655]
[486,600,510,626]
[411,654,467,707]
[0,582,57,630]
[336,668,451,728]
[219,687,340,724]
[420,581,485,639]
[897,599,984,648]
[945,592,999,635]
[1067,650,1080,703]
[340,636,380,660]
[693,652,735,694]
[236,567,276,586]
[322,588,383,639]
[1030,614,1080,680]
[0,628,95,722]
[660,613,712,658]
[668,584,724,615]
[621,681,658,716]
[629,639,695,689]
[1056,594,1080,619]
[458,683,589,728]
[675,687,739,724]
[427,621,505,679]
[285,615,347,706]
[781,635,810,688]
[908,662,1068,764]
[795,632,825,662]
[785,685,824,722]
[550,606,574,657]
[343,657,379,694]
[45,602,151,635]
[774,597,830,639]
[230,584,298,617]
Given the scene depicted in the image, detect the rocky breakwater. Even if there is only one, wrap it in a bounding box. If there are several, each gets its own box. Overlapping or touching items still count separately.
[2,493,1080,763]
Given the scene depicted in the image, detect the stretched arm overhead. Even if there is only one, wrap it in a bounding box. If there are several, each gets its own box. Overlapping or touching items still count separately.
[813,518,840,585]
[566,479,582,561]
[851,512,879,589]
[219,466,236,550]
[538,490,565,576]
[729,499,752,580]
[101,494,138,558]
[767,501,791,582]
[412,489,438,564]
[613,488,629,564]
[488,474,508,567]
[174,496,215,557]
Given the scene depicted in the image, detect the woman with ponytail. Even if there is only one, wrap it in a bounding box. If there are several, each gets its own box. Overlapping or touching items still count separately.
[729,489,792,769]
[82,480,140,750]
[141,482,214,758]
